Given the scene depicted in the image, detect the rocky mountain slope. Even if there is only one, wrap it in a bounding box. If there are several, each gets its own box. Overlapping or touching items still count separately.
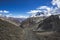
[34,15,60,40]
[20,16,45,28]
[0,18,24,40]
[0,16,26,26]
[20,15,60,40]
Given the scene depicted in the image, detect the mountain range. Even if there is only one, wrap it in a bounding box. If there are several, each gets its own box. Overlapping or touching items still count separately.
[0,14,60,40]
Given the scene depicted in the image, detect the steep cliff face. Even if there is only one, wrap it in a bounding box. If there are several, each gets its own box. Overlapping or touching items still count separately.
[0,18,24,40]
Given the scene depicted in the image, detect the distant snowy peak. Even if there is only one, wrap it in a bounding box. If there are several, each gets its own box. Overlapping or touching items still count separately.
[30,12,52,17]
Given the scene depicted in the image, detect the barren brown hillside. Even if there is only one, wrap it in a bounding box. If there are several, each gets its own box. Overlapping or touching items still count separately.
[0,18,24,40]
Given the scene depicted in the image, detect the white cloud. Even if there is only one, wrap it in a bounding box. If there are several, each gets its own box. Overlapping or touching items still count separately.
[0,10,11,17]
[6,14,12,17]
[52,0,60,8]
[3,10,9,13]
[27,10,42,14]
[0,10,9,13]
[29,1,60,17]
[37,6,53,12]
[37,6,53,15]
[27,0,60,17]
[0,10,3,13]
[51,0,60,15]
[0,10,28,18]
[27,6,52,17]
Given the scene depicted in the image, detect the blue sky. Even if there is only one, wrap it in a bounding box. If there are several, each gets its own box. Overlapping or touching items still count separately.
[0,0,55,18]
